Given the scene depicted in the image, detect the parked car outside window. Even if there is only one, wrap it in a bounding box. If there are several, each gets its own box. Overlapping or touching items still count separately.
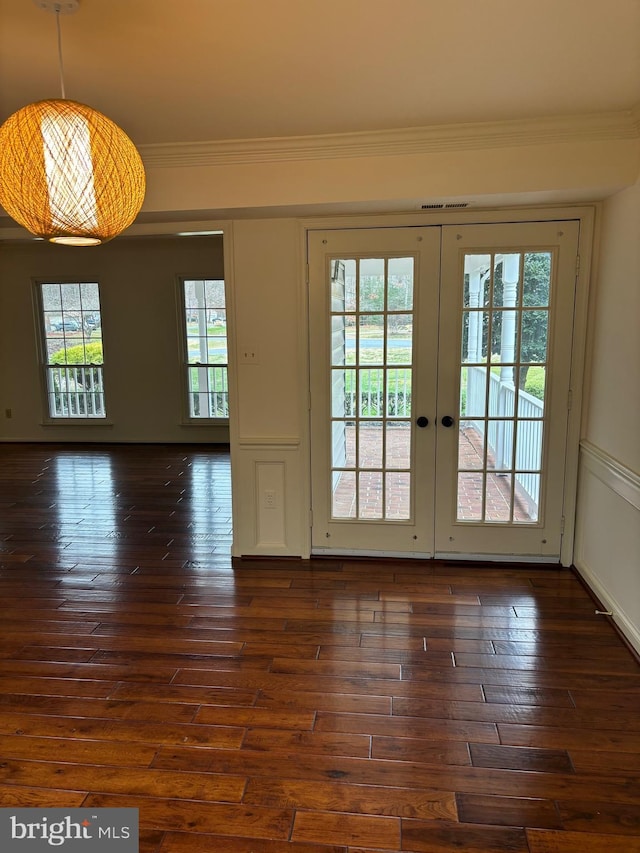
[51,318,81,332]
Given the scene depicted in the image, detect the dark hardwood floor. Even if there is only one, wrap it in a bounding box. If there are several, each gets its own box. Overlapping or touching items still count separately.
[0,443,638,852]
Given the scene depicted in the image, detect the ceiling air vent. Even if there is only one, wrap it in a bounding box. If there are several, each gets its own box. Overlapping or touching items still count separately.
[421,203,444,209]
[445,202,469,209]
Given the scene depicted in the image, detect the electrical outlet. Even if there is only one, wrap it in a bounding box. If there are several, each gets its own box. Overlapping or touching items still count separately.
[263,489,276,509]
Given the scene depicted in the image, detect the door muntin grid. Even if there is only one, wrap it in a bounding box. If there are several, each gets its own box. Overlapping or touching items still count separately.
[329,256,415,521]
[458,251,552,524]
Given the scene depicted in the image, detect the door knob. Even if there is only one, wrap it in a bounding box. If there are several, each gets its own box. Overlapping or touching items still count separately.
[416,416,429,428]
[441,415,455,427]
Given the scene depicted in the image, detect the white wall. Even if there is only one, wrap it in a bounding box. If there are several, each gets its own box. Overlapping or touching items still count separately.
[228,219,309,557]
[574,179,640,653]
[0,236,228,443]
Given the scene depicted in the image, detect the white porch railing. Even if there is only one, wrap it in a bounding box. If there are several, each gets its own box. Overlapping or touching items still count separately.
[466,365,543,509]
[46,365,106,418]
[188,365,229,418]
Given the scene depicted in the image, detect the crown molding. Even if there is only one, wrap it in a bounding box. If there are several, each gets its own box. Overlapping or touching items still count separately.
[140,107,640,170]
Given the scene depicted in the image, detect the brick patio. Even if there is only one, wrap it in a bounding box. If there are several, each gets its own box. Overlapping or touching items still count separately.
[333,423,535,523]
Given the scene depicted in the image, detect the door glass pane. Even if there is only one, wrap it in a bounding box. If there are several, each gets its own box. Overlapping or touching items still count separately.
[332,471,356,518]
[459,421,485,470]
[518,367,546,415]
[460,366,487,417]
[516,420,543,471]
[491,310,519,368]
[359,315,384,364]
[461,311,490,363]
[359,259,385,311]
[359,368,384,416]
[485,473,513,522]
[386,422,411,468]
[457,250,554,525]
[359,471,383,518]
[488,374,515,418]
[387,314,412,364]
[386,472,410,519]
[332,421,355,468]
[359,421,383,468]
[516,474,540,522]
[492,254,521,307]
[457,473,483,520]
[388,258,414,310]
[387,367,412,416]
[523,253,551,307]
[329,255,415,522]
[486,420,514,471]
[520,310,548,362]
[463,255,491,308]
[331,368,355,417]
[331,316,347,366]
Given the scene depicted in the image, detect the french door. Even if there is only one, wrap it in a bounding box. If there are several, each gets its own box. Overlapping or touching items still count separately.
[308,220,580,560]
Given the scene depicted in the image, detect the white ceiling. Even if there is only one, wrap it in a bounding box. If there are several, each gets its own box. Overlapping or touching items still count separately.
[1,0,639,148]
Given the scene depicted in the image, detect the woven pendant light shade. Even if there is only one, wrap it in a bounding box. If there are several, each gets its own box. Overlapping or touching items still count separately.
[0,99,145,246]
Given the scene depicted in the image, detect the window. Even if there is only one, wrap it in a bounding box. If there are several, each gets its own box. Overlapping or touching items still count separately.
[181,279,229,419]
[39,281,105,419]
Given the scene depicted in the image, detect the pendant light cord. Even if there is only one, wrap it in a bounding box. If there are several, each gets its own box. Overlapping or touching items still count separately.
[55,8,66,99]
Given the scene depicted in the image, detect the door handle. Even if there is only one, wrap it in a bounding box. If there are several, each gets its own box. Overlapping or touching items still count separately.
[416,416,429,428]
[441,415,455,428]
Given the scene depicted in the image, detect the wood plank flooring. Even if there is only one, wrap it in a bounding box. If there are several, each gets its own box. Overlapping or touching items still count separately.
[0,443,638,852]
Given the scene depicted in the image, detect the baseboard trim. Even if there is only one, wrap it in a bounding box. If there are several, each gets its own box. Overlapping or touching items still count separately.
[573,560,640,657]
